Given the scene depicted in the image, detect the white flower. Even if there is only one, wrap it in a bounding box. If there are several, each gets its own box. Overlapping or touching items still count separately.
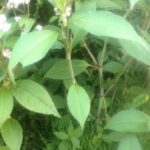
[0,14,11,32]
[2,49,11,59]
[65,6,72,17]
[7,0,31,9]
[54,7,61,16]
[14,16,21,22]
[35,24,43,30]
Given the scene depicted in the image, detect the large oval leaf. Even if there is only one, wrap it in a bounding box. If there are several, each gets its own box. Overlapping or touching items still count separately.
[1,119,23,150]
[8,30,59,71]
[69,11,141,43]
[11,80,60,117]
[45,59,89,80]
[67,84,90,128]
[105,109,150,132]
[69,11,150,65]
[118,134,142,150]
[0,90,13,128]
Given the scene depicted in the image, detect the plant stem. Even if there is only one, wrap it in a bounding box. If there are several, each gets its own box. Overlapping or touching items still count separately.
[63,25,76,84]
[104,59,132,96]
[96,39,108,123]
[83,41,98,65]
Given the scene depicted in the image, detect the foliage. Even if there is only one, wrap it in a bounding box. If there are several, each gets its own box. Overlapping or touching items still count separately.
[0,0,150,149]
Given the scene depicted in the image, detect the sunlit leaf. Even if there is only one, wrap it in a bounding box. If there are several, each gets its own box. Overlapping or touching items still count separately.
[67,84,90,128]
[105,109,150,132]
[1,119,23,150]
[8,30,58,72]
[118,134,142,150]
[0,90,13,128]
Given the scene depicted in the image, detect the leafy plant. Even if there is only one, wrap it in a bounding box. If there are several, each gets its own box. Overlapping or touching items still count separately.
[0,0,150,149]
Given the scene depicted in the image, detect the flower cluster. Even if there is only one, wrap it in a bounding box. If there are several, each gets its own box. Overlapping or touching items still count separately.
[0,14,11,32]
[7,0,30,9]
[35,24,43,30]
[54,6,72,17]
[2,49,11,59]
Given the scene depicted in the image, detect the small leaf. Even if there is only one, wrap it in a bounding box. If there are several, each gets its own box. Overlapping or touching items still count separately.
[1,119,23,150]
[17,17,35,35]
[103,61,123,73]
[67,84,90,128]
[11,80,60,117]
[127,94,149,108]
[0,89,13,128]
[8,30,58,71]
[118,134,142,150]
[45,59,89,80]
[59,141,71,150]
[71,25,87,48]
[54,131,68,140]
[71,137,80,148]
[105,109,150,132]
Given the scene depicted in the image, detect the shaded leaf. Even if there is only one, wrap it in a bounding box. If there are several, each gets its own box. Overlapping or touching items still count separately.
[45,59,89,80]
[11,80,60,117]
[54,131,68,140]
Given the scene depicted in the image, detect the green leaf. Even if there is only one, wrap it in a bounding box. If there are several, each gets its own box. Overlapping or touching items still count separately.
[69,11,150,65]
[71,137,80,148]
[17,17,35,35]
[11,80,60,117]
[0,147,10,150]
[8,30,59,72]
[54,131,68,140]
[45,59,89,80]
[71,24,87,48]
[96,0,122,10]
[127,94,149,108]
[103,132,128,142]
[103,61,123,74]
[105,109,150,132]
[69,11,141,43]
[118,134,142,150]
[67,84,90,128]
[0,90,13,128]
[119,39,150,66]
[59,141,71,150]
[52,95,66,109]
[75,1,96,13]
[1,119,23,150]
